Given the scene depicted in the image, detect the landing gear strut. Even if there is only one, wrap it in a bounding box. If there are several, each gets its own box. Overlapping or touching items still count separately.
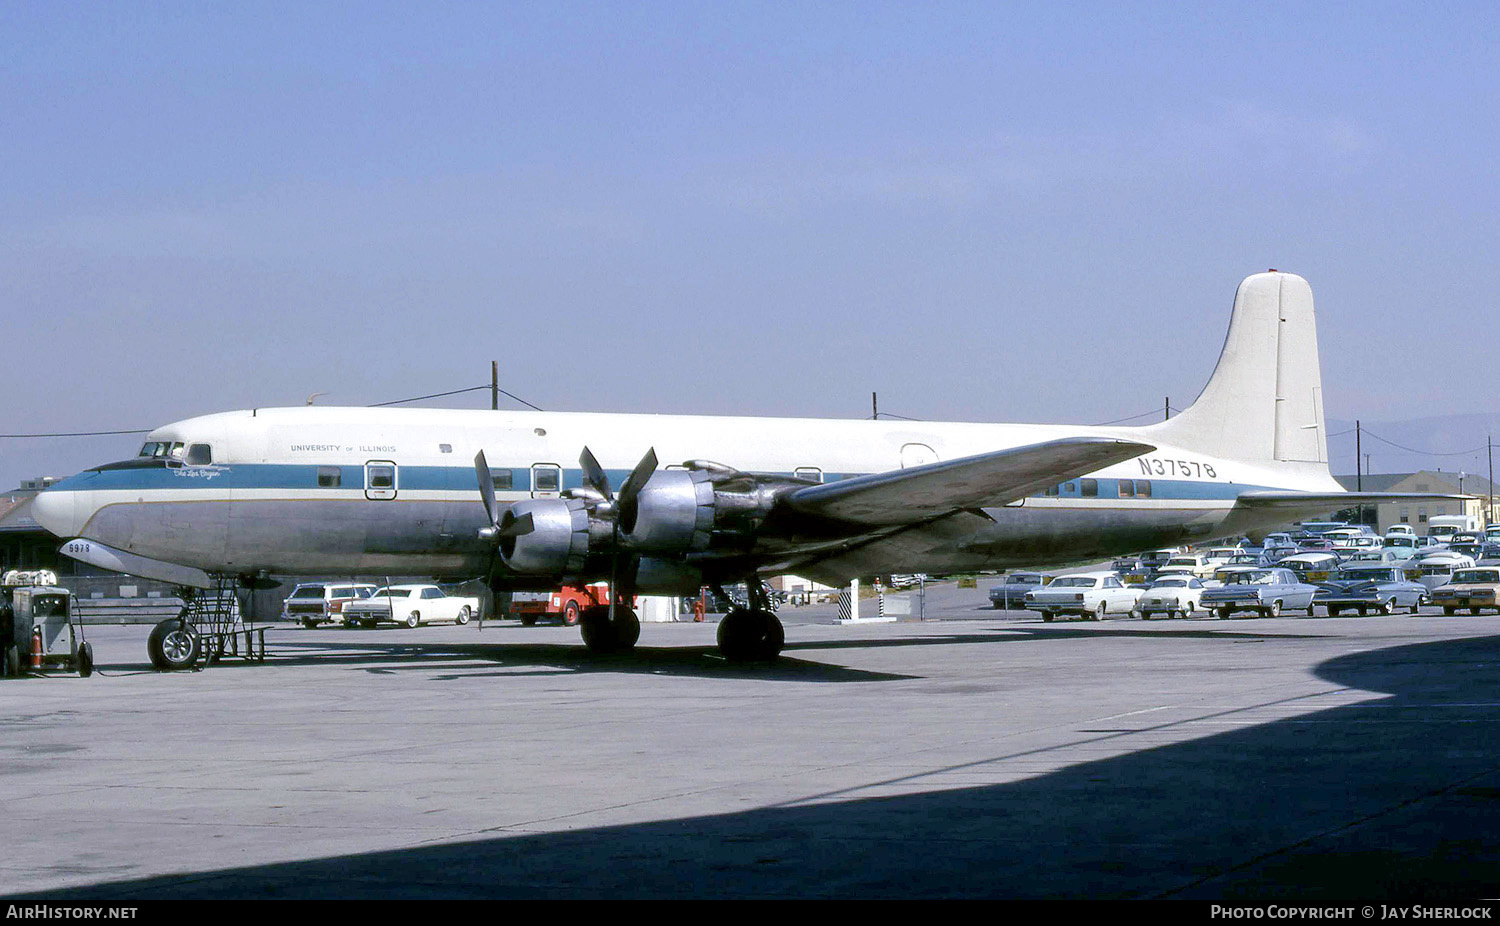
[714,580,784,663]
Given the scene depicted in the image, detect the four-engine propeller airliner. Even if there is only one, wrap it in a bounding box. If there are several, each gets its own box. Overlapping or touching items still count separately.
[32,272,1452,663]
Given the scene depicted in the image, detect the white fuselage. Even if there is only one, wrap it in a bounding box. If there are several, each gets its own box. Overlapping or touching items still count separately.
[32,405,1344,583]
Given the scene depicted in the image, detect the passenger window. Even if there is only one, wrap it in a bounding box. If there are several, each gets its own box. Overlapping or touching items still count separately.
[1081,479,1098,497]
[186,444,213,465]
[1044,484,1060,497]
[491,470,513,491]
[1136,479,1152,498]
[318,466,342,488]
[365,462,398,500]
[1118,480,1135,498]
[531,464,561,497]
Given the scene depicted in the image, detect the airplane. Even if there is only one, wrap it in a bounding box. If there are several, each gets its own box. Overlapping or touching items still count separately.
[30,271,1457,666]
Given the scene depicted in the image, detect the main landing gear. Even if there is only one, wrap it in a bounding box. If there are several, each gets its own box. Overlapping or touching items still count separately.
[713,581,784,663]
[578,601,642,654]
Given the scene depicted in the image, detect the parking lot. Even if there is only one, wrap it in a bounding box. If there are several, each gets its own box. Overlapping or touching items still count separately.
[6,586,1500,900]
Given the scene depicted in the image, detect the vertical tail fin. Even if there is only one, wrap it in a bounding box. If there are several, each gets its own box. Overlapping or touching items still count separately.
[1144,271,1327,465]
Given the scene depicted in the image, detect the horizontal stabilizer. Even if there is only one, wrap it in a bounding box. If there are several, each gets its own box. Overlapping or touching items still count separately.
[1234,491,1470,510]
[783,437,1155,526]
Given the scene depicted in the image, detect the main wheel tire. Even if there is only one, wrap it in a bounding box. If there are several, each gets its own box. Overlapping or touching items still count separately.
[455,606,472,625]
[717,608,784,662]
[579,606,641,654]
[148,618,200,671]
[562,601,581,626]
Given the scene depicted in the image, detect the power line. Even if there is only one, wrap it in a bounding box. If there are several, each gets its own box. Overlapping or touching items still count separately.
[1350,428,1488,458]
[368,384,491,407]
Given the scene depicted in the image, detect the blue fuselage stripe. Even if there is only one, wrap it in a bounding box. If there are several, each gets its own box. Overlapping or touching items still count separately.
[50,463,1263,502]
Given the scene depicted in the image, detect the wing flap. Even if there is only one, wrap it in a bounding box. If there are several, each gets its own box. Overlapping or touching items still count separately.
[782,437,1155,526]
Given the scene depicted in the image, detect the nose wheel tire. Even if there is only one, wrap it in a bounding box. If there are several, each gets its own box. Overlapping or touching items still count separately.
[148,618,201,671]
[717,608,784,662]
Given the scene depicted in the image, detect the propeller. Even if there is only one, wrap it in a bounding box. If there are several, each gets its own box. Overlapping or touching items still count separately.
[577,446,658,626]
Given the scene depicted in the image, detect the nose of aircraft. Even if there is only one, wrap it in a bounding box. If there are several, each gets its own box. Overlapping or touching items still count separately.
[31,485,81,539]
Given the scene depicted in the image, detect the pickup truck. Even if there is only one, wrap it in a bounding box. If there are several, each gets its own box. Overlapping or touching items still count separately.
[343,585,480,628]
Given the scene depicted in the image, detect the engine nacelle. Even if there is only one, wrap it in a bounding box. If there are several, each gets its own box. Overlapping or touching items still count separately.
[620,469,716,553]
[632,558,704,596]
[499,498,591,575]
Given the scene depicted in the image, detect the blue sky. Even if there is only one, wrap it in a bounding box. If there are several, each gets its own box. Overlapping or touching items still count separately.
[3,1,1497,489]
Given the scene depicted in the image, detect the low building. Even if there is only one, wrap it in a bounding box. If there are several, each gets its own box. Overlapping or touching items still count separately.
[1333,471,1496,534]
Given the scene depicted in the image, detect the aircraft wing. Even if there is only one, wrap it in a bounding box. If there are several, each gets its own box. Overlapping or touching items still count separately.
[780,437,1155,526]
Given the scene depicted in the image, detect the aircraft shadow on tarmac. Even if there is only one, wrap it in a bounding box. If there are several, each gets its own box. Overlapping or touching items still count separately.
[17,634,1500,900]
[85,622,1332,683]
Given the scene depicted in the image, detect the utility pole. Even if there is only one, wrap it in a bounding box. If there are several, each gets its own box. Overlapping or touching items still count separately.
[1356,420,1363,527]
[1488,435,1494,527]
[491,361,499,411]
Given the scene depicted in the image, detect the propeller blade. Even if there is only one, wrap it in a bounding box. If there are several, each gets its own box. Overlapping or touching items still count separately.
[579,446,613,501]
[617,448,659,507]
[498,512,535,538]
[474,450,499,529]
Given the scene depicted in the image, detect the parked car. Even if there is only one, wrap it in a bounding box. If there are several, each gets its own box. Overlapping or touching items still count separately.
[1385,525,1417,539]
[1200,567,1318,618]
[1223,549,1275,568]
[1296,538,1337,553]
[1383,535,1421,556]
[1449,541,1487,562]
[1406,551,1478,593]
[1341,549,1409,565]
[989,572,1056,609]
[343,584,480,628]
[281,582,378,627]
[1278,552,1342,585]
[1024,572,1143,622]
[1158,554,1219,579]
[1137,575,1207,619]
[1430,567,1500,615]
[1314,565,1427,616]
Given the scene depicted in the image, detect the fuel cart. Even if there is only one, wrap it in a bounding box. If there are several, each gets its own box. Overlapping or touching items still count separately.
[2,570,93,678]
